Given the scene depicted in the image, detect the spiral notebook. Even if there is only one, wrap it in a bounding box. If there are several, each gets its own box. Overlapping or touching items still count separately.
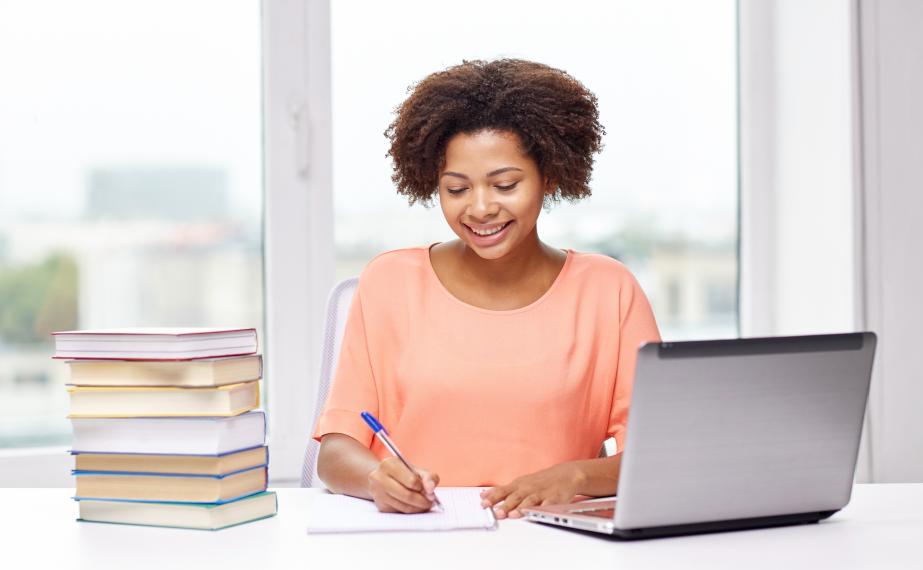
[306,487,497,533]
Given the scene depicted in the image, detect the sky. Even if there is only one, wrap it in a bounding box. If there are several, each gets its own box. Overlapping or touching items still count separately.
[0,0,737,245]
[0,0,262,223]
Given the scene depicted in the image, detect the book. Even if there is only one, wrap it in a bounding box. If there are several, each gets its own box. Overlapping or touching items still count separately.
[66,355,262,388]
[77,491,278,530]
[67,381,259,417]
[52,327,258,360]
[74,466,267,503]
[73,446,268,476]
[306,487,497,533]
[71,411,266,454]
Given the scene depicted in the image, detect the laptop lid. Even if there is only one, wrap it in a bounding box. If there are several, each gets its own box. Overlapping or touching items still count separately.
[613,332,876,531]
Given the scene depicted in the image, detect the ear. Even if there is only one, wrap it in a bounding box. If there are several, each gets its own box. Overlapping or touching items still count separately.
[543,177,559,196]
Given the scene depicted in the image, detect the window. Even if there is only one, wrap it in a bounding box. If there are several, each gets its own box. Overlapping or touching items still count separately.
[0,1,263,449]
[330,0,738,339]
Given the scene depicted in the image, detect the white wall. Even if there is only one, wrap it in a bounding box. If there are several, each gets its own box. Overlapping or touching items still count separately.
[739,0,855,338]
[857,0,923,483]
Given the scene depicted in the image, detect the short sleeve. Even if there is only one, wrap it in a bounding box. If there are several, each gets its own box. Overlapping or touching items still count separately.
[608,273,661,452]
[311,284,378,447]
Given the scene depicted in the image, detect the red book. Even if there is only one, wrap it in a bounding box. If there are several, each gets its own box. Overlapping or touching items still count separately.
[52,327,258,361]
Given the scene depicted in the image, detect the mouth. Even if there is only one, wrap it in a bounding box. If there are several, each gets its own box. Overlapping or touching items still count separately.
[463,220,514,245]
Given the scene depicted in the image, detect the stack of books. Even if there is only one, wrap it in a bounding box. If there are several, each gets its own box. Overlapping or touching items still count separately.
[53,328,277,530]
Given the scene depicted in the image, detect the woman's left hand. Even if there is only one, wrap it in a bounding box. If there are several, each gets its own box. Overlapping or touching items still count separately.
[480,462,585,519]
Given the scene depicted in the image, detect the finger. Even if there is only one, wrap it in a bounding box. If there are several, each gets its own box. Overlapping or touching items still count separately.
[372,488,420,514]
[375,492,428,514]
[380,457,424,492]
[372,496,399,513]
[539,492,573,507]
[508,495,541,519]
[480,485,511,508]
[369,467,433,512]
[384,476,434,511]
[495,490,529,519]
[417,468,440,499]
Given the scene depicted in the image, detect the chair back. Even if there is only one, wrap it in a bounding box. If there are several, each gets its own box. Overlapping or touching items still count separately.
[301,277,359,487]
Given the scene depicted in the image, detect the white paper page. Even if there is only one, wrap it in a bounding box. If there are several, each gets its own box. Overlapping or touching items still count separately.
[306,487,497,533]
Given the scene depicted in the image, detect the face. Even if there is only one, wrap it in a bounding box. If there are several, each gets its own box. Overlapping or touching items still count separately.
[438,130,551,260]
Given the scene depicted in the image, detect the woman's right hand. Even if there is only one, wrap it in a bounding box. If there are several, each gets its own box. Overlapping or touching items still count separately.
[367,457,440,513]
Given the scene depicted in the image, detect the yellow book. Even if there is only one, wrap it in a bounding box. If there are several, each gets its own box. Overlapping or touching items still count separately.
[67,381,259,418]
[66,355,262,388]
[73,446,268,476]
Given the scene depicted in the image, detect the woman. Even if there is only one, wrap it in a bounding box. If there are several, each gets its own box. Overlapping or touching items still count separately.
[314,59,660,519]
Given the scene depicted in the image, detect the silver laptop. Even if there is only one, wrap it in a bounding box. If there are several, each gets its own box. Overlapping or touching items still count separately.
[524,332,876,539]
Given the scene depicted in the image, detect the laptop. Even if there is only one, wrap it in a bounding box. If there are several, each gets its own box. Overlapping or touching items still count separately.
[524,332,877,539]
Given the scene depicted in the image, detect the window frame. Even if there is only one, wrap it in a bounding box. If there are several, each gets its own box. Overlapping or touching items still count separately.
[261,0,334,486]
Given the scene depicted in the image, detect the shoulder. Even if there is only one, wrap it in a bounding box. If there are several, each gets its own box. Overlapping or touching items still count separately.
[564,251,658,334]
[564,250,651,311]
[351,246,432,309]
[358,246,429,283]
[567,250,641,286]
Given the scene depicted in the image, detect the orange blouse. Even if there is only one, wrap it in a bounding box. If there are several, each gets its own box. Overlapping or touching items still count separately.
[312,244,661,486]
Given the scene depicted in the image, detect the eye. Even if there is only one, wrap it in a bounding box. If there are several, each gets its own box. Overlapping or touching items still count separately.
[496,182,518,191]
[446,187,467,195]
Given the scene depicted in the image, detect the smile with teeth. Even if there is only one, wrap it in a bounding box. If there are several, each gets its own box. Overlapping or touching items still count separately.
[466,221,512,236]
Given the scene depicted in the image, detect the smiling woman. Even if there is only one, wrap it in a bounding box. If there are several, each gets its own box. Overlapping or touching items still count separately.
[438,131,547,255]
[331,1,739,343]
[314,59,661,519]
[430,130,565,310]
[389,59,605,307]
[431,130,566,310]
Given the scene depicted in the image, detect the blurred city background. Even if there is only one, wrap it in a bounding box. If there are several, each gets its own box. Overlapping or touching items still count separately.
[0,0,736,448]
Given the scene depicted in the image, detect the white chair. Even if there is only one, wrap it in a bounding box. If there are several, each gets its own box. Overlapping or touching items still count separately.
[301,277,359,488]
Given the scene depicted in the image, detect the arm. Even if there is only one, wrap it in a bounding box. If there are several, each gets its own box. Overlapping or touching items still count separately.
[312,281,438,512]
[480,453,623,519]
[316,433,380,499]
[317,433,441,513]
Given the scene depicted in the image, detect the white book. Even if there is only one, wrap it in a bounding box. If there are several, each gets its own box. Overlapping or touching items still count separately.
[52,327,258,360]
[306,487,497,533]
[70,411,266,455]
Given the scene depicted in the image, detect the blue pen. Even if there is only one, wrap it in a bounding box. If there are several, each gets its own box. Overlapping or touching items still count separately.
[361,411,444,510]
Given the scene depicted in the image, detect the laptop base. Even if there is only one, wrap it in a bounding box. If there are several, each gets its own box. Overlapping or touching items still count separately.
[527,509,838,540]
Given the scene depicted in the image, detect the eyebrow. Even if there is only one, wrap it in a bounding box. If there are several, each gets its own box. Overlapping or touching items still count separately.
[441,167,523,180]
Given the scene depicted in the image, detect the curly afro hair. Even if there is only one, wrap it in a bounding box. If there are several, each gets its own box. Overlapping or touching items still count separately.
[385,58,605,207]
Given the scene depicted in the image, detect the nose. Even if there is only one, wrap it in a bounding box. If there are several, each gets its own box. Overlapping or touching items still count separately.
[466,186,499,221]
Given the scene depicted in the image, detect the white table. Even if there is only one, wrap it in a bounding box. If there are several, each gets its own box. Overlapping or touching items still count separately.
[5,485,921,569]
